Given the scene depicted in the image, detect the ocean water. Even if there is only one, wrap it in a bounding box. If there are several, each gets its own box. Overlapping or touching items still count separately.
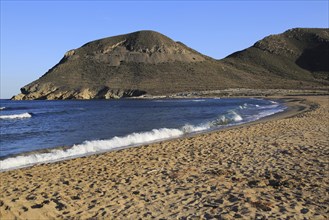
[0,98,285,170]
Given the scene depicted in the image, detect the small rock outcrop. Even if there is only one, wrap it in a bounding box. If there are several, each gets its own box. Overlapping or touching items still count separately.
[12,83,145,100]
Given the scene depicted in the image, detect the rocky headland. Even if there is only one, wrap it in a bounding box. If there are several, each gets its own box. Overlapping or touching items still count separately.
[12,28,329,100]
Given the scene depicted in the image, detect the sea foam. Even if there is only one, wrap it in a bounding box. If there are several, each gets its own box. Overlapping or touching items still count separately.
[0,102,283,171]
[0,113,32,120]
[0,125,209,171]
[212,111,243,126]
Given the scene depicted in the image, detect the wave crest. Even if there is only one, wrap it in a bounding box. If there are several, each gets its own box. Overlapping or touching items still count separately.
[0,113,32,120]
[211,111,242,126]
[1,126,205,170]
[0,101,285,171]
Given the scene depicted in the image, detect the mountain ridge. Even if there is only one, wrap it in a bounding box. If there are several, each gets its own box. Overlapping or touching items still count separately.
[12,28,329,100]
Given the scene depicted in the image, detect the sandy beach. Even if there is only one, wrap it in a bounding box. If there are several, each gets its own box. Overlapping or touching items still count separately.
[0,96,328,219]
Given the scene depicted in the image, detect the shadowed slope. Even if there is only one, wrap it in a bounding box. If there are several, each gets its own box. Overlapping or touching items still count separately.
[12,28,329,100]
[223,28,329,83]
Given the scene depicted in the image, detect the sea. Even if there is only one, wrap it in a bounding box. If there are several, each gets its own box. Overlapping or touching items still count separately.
[0,98,286,171]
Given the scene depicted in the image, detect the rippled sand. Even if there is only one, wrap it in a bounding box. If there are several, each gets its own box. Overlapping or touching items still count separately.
[1,96,328,219]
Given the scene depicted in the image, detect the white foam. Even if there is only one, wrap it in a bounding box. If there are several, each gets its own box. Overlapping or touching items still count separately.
[0,125,212,171]
[0,113,32,120]
[0,103,285,171]
[181,124,210,133]
[231,111,243,121]
[211,111,243,126]
[239,103,248,109]
[191,99,206,102]
[254,107,286,120]
[0,107,5,110]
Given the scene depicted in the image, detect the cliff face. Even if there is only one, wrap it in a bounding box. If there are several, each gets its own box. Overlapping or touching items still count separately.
[12,28,329,100]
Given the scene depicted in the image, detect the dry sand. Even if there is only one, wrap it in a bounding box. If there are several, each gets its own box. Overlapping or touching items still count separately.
[0,96,328,219]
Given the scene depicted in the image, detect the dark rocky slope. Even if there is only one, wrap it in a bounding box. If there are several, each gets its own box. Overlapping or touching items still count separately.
[223,28,329,86]
[12,28,329,100]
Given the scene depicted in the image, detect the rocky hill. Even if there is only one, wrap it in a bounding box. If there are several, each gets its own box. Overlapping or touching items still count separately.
[223,28,329,85]
[12,28,329,100]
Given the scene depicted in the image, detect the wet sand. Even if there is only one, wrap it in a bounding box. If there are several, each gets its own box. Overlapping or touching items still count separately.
[0,96,328,219]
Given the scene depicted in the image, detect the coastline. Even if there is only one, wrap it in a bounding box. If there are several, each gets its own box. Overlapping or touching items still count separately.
[1,97,301,171]
[0,96,328,219]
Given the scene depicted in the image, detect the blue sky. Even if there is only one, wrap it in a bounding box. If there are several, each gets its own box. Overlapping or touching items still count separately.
[1,1,328,99]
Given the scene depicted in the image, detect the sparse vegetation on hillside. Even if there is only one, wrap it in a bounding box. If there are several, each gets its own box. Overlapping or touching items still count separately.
[12,28,329,100]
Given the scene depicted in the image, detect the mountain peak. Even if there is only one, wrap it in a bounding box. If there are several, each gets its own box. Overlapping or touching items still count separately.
[64,30,207,66]
[121,30,176,50]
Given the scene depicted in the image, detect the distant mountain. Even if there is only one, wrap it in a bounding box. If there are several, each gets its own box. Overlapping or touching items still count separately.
[12,28,329,100]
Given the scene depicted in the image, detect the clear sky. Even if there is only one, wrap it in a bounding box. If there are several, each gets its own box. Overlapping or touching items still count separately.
[1,1,328,99]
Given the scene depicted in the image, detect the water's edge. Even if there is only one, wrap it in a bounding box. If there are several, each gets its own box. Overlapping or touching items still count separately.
[1,97,309,172]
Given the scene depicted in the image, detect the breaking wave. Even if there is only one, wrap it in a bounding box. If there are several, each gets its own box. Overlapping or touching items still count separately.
[0,112,243,171]
[211,111,243,126]
[0,125,209,171]
[0,113,32,120]
[0,107,5,110]
[0,101,286,171]
[239,103,248,109]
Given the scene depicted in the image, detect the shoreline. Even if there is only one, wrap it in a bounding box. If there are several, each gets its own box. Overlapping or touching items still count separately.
[1,96,328,219]
[5,88,329,101]
[0,97,307,172]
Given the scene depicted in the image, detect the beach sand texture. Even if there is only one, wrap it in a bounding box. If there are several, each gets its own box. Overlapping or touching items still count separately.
[0,96,328,219]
